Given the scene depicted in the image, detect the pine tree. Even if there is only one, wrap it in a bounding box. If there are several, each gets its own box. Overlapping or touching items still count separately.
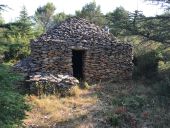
[18,6,33,38]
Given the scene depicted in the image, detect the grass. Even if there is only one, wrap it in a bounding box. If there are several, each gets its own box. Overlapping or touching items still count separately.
[22,79,170,128]
[24,86,98,127]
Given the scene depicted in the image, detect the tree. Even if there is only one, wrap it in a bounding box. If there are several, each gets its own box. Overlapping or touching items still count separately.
[106,7,130,36]
[75,1,106,26]
[0,4,7,28]
[3,6,34,40]
[19,6,30,23]
[52,12,70,25]
[3,6,35,60]
[17,6,33,38]
[143,0,170,43]
[35,2,56,31]
[128,10,145,34]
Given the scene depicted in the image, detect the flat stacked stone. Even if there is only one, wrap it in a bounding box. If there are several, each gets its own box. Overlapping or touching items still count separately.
[26,74,79,96]
[15,17,133,83]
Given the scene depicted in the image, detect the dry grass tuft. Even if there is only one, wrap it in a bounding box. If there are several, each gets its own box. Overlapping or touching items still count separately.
[69,86,82,97]
[24,86,98,127]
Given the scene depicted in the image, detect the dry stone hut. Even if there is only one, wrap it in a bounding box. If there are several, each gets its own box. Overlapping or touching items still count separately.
[22,17,133,83]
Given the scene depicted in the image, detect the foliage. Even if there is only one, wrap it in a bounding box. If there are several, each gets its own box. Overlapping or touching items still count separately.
[0,63,29,127]
[106,6,170,44]
[108,114,119,126]
[113,95,145,109]
[134,13,170,44]
[3,43,29,61]
[0,2,169,127]
[75,1,106,26]
[0,42,9,56]
[17,6,34,38]
[98,81,170,128]
[145,0,169,40]
[35,2,56,31]
[106,7,130,36]
[2,6,35,61]
[156,75,170,97]
[133,50,162,79]
[0,91,29,127]
[52,12,71,25]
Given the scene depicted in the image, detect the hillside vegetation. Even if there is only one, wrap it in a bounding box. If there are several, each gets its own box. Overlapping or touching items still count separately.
[0,1,170,127]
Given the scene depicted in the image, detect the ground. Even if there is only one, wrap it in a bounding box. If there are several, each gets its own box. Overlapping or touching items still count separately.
[0,63,170,127]
[24,85,109,128]
[23,81,170,128]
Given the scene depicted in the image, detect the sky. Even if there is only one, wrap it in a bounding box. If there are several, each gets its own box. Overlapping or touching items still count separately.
[1,0,164,23]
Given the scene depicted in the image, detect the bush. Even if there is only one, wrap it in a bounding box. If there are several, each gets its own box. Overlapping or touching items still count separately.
[133,50,162,79]
[0,91,29,127]
[108,114,119,126]
[0,64,30,127]
[155,75,170,98]
[4,43,29,61]
[112,95,145,110]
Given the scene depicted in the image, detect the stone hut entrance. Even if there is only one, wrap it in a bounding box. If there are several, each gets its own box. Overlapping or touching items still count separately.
[72,50,85,80]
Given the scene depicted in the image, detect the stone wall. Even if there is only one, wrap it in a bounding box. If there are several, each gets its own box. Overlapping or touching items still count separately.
[21,17,133,83]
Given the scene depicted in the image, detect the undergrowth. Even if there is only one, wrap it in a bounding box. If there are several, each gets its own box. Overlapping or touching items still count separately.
[0,63,29,128]
[98,81,170,128]
[24,86,97,127]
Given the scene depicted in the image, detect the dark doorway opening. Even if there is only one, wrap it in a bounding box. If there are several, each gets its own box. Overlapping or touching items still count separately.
[72,50,85,80]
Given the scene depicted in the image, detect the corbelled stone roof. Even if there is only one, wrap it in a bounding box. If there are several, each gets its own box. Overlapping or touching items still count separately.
[32,17,118,45]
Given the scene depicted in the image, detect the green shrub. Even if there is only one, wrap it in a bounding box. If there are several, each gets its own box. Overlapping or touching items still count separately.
[112,95,145,110]
[0,91,29,127]
[4,43,30,61]
[133,50,162,79]
[122,96,145,109]
[155,75,170,98]
[108,114,119,126]
[0,64,30,127]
